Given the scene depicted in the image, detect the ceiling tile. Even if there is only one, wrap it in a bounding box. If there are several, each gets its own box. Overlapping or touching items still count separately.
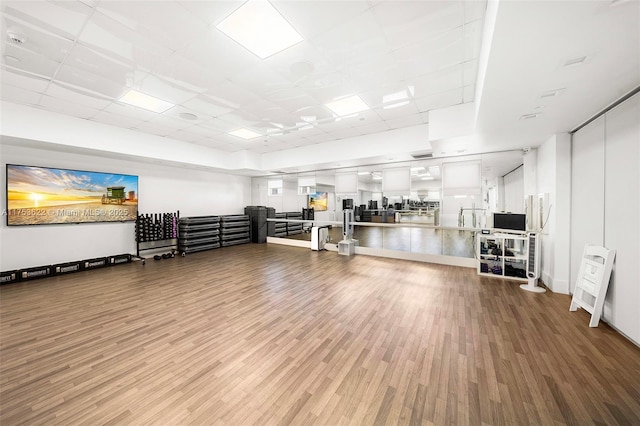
[410,65,464,98]
[374,101,420,121]
[414,88,463,113]
[463,85,476,103]
[134,120,179,137]
[464,20,484,61]
[464,0,488,24]
[463,60,478,86]
[168,129,206,143]
[65,43,132,87]
[44,83,113,110]
[197,117,239,133]
[1,68,50,93]
[78,12,140,62]
[178,30,259,83]
[137,74,200,105]
[385,114,424,129]
[178,1,244,27]
[2,43,61,80]
[207,80,264,110]
[0,83,42,105]
[3,1,91,39]
[39,94,100,119]
[55,64,124,98]
[271,0,370,40]
[184,123,223,138]
[104,101,159,122]
[181,95,234,118]
[91,110,145,128]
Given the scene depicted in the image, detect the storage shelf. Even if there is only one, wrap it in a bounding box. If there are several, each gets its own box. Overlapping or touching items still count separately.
[477,232,529,281]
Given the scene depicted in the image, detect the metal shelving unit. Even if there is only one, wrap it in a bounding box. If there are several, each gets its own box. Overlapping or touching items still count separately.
[178,216,220,255]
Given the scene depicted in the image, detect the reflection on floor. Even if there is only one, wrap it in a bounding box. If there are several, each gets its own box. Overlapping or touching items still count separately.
[282,224,475,258]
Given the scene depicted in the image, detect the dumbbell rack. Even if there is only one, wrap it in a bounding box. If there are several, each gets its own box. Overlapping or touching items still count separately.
[178,216,221,255]
[135,211,179,264]
[220,215,251,247]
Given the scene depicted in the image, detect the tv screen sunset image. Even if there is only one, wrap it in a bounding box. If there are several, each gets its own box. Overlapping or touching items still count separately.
[6,165,138,225]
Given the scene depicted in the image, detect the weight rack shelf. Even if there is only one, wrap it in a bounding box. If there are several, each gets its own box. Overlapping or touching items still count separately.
[178,216,221,254]
[220,215,250,247]
[286,212,303,235]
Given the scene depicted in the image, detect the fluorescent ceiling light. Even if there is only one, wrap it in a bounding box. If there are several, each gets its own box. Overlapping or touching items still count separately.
[325,95,369,116]
[229,128,261,139]
[372,176,383,180]
[421,177,434,181]
[383,101,410,110]
[357,171,371,175]
[119,89,174,113]
[300,115,316,123]
[217,0,303,59]
[383,90,408,104]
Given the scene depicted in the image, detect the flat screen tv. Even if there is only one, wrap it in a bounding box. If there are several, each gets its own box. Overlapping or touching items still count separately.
[493,213,526,232]
[308,192,328,211]
[6,164,138,226]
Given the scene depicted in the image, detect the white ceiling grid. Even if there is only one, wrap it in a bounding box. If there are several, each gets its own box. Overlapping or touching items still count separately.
[1,0,486,154]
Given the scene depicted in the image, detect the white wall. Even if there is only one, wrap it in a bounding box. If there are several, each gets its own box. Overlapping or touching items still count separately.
[502,165,524,213]
[1,143,251,271]
[570,92,640,344]
[536,133,571,294]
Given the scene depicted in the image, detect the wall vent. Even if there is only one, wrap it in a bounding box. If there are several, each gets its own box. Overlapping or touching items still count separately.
[411,153,433,159]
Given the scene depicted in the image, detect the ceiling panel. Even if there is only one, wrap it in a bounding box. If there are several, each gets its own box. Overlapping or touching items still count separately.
[385,113,424,129]
[0,0,495,167]
[1,68,50,93]
[44,83,113,110]
[92,110,145,129]
[2,43,62,80]
[0,83,42,105]
[39,94,100,119]
[3,1,91,39]
[272,0,370,40]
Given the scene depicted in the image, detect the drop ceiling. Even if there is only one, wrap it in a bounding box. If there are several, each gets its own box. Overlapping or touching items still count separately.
[1,0,639,174]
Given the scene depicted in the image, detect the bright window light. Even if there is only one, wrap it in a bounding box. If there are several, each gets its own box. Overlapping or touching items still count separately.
[325,95,369,116]
[119,89,174,113]
[217,0,303,59]
[229,128,261,139]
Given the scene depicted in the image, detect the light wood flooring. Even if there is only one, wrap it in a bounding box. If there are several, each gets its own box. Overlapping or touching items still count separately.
[1,244,639,425]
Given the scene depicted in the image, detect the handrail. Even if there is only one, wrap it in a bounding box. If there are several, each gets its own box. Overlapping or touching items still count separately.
[266,218,482,232]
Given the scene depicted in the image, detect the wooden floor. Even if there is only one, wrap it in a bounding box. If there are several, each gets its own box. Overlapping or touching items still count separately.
[1,244,639,425]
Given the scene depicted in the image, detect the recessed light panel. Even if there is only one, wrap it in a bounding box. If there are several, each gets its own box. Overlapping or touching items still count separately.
[119,89,174,113]
[325,95,369,116]
[217,0,303,59]
[229,128,261,139]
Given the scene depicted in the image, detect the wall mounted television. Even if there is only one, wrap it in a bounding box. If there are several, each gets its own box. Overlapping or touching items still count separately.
[493,213,526,232]
[5,164,138,226]
[308,192,328,211]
